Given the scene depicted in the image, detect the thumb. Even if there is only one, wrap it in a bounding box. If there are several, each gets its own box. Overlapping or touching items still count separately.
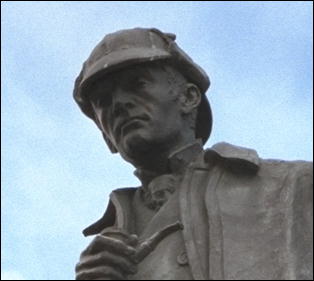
[127,234,139,247]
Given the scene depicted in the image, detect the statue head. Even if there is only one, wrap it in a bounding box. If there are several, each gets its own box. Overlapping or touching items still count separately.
[73,28,212,168]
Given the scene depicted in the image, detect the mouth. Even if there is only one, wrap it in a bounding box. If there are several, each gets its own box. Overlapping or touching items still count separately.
[114,115,149,139]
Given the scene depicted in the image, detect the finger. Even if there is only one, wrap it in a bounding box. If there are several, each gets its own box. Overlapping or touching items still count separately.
[76,265,125,280]
[81,235,137,257]
[76,252,137,275]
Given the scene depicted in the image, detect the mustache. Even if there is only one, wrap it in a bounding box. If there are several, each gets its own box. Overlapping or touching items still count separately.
[113,113,150,139]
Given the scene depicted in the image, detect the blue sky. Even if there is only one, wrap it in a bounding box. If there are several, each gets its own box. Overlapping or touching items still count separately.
[2,1,313,280]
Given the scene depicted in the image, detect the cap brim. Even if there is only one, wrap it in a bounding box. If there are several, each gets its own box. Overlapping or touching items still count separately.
[80,47,170,92]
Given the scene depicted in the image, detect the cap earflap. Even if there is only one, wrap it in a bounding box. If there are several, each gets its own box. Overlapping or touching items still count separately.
[102,132,118,153]
[92,108,119,154]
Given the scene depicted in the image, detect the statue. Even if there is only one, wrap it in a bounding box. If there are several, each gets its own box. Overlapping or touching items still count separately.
[73,28,313,280]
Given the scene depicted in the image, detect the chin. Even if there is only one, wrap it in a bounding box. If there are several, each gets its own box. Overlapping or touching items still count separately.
[123,132,152,153]
[117,127,178,160]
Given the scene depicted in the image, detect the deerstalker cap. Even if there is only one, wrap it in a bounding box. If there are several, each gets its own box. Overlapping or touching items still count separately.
[73,28,212,151]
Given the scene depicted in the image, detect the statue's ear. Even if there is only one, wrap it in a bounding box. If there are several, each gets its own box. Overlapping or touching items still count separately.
[180,83,202,114]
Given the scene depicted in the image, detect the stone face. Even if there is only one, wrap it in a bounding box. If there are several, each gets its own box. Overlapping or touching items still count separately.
[74,28,313,280]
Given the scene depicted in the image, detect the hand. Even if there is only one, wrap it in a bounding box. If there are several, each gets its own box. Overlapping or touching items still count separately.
[75,229,139,280]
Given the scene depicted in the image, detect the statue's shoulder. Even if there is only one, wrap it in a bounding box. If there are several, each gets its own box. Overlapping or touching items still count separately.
[204,141,312,176]
[203,142,260,174]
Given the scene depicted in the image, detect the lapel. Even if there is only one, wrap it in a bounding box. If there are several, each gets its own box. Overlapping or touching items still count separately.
[83,188,137,236]
[179,152,210,280]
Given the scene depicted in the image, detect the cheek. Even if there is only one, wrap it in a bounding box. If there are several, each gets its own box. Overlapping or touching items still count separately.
[151,103,182,129]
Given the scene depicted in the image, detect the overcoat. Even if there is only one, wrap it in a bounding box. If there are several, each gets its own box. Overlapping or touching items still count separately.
[83,142,313,280]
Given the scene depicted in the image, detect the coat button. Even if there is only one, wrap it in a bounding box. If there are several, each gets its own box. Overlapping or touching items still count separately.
[177,251,188,266]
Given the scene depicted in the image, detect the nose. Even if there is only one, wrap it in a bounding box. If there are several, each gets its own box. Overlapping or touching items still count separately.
[111,88,135,118]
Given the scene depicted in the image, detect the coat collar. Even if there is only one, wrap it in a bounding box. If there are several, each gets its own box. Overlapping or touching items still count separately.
[204,142,260,174]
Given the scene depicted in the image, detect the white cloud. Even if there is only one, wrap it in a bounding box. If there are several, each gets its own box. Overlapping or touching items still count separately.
[1,270,25,280]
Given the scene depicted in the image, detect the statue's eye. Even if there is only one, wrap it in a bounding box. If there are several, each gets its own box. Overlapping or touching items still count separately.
[133,78,147,89]
[98,94,112,107]
[89,80,115,108]
[90,91,112,108]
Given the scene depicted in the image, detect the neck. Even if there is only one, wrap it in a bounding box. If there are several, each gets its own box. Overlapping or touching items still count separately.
[131,135,198,173]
